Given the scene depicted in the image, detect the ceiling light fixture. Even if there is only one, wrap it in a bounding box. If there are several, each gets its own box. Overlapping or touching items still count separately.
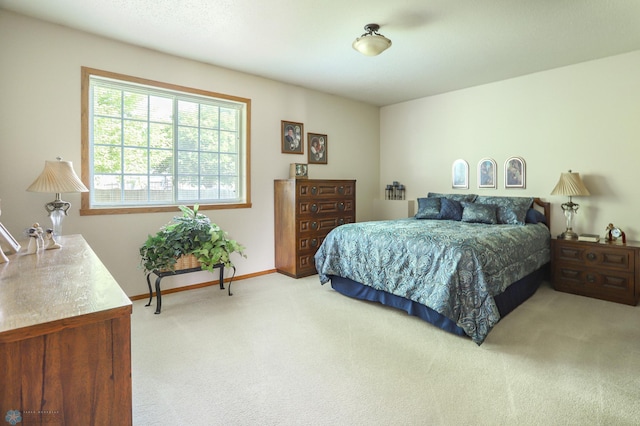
[352,24,392,56]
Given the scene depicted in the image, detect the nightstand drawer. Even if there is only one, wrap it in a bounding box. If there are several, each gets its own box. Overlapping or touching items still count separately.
[554,266,634,301]
[555,244,634,273]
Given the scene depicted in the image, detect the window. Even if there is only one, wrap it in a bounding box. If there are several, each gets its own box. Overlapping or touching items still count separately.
[80,67,251,215]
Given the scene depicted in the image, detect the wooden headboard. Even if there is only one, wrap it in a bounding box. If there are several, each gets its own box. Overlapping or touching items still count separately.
[532,198,550,229]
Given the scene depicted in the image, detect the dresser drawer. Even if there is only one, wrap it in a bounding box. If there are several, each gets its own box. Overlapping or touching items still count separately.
[297,181,355,199]
[299,216,355,233]
[298,199,355,216]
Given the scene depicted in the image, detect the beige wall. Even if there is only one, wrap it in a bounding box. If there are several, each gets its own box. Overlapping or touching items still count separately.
[0,11,380,296]
[381,50,640,240]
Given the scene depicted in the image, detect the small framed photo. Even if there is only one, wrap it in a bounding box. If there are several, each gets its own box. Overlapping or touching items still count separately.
[452,159,469,189]
[307,133,327,164]
[0,222,21,254]
[289,163,308,179]
[281,120,304,154]
[478,158,497,189]
[505,156,526,188]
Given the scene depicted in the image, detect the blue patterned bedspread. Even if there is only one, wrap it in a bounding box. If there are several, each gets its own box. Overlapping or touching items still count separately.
[315,218,550,344]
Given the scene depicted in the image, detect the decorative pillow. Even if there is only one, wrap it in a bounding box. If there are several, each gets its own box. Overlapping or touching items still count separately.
[439,198,463,221]
[428,192,477,203]
[461,202,498,224]
[415,197,442,219]
[474,196,533,225]
[525,208,548,225]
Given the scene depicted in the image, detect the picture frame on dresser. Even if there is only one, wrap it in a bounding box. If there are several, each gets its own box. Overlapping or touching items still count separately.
[281,120,304,154]
[0,222,20,254]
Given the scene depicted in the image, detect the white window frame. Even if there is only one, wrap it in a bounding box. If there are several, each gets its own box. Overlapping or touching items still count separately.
[80,67,251,215]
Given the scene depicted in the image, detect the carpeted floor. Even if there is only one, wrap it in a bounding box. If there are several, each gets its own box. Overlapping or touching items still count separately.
[131,273,640,425]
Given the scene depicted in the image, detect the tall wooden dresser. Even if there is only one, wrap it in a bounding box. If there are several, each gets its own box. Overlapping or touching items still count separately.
[275,179,356,278]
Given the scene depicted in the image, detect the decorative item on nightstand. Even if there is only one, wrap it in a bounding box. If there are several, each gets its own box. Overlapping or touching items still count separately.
[550,170,590,240]
[605,223,626,244]
[26,157,89,237]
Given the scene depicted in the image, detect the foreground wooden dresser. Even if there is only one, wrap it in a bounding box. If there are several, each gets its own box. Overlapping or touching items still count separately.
[0,235,133,425]
[275,179,356,278]
[552,238,640,305]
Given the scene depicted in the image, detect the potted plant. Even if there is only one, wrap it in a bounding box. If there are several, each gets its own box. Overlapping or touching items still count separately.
[139,204,245,273]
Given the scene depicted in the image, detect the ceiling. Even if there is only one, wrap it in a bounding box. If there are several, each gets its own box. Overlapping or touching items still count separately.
[3,0,640,106]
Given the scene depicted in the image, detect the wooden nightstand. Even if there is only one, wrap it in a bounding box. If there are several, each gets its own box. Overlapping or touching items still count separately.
[551,238,640,305]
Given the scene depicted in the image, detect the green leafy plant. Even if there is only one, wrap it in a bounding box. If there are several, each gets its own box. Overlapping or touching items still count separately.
[139,204,246,273]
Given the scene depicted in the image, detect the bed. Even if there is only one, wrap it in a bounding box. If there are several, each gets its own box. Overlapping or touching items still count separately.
[314,194,551,345]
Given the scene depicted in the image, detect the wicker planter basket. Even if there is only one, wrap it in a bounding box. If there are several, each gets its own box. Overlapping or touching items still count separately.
[161,254,201,272]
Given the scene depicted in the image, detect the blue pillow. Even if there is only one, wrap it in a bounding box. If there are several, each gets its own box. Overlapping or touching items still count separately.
[439,198,463,221]
[461,202,498,224]
[525,208,548,225]
[415,197,441,219]
[428,192,477,203]
[474,196,533,225]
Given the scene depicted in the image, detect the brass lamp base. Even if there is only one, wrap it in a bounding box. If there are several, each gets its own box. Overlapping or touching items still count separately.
[558,228,578,240]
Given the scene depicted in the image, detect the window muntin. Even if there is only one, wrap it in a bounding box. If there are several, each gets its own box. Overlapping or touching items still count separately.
[81,68,250,214]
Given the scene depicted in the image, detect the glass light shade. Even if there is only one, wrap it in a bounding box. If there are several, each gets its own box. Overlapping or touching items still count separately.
[352,35,392,56]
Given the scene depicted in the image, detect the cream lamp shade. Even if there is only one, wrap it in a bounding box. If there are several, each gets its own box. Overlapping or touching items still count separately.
[352,24,392,56]
[550,170,590,240]
[27,157,88,238]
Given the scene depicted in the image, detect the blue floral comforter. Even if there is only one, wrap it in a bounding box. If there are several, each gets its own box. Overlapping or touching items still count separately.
[315,218,550,344]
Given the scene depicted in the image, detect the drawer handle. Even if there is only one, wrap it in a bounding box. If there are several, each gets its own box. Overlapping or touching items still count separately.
[311,204,318,213]
[338,202,345,211]
[311,186,317,195]
[338,218,345,225]
[311,222,318,230]
[586,274,596,283]
[338,186,345,195]
[586,252,596,261]
[311,238,318,247]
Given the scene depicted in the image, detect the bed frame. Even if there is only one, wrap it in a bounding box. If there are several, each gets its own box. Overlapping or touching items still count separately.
[328,197,551,341]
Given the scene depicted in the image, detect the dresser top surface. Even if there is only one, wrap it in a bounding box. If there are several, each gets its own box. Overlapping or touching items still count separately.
[0,234,131,335]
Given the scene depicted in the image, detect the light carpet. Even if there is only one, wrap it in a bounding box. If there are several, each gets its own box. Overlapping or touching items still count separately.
[131,273,640,425]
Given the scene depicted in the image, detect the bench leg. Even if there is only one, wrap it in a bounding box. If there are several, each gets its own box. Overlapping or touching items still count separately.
[155,276,163,314]
[145,273,154,307]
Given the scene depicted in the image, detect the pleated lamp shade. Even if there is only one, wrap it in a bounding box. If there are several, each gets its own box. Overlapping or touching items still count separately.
[27,159,88,194]
[550,171,590,197]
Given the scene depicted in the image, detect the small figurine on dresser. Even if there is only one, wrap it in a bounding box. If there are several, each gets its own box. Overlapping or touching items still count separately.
[26,223,45,254]
[44,228,61,249]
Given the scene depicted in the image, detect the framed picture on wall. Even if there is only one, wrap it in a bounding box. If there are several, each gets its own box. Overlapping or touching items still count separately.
[452,159,469,189]
[478,158,497,189]
[505,156,526,188]
[281,120,304,154]
[307,133,327,164]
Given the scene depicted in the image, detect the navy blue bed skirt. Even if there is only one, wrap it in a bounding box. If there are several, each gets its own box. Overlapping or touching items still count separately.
[329,263,549,338]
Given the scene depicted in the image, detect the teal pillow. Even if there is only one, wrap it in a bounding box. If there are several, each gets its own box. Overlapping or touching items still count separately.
[440,198,463,221]
[428,192,477,203]
[461,202,498,224]
[474,196,533,225]
[415,197,441,219]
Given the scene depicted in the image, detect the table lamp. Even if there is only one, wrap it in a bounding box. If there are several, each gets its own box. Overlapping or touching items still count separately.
[26,157,88,237]
[550,170,590,239]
